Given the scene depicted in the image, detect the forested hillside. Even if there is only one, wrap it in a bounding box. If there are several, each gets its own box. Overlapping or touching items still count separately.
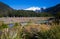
[0,2,60,17]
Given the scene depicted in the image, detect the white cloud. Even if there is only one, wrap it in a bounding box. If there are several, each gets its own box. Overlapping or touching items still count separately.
[24,7,41,11]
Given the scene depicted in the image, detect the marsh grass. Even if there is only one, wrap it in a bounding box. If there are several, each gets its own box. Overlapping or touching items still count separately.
[0,21,60,39]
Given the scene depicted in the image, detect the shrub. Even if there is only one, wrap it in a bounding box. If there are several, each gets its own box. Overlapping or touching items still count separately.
[0,23,8,30]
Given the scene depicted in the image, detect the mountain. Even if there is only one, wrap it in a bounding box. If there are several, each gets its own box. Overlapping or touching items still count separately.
[36,8,46,13]
[24,7,46,13]
[24,7,41,11]
[0,2,13,10]
[0,2,59,17]
[45,4,60,14]
[0,2,13,16]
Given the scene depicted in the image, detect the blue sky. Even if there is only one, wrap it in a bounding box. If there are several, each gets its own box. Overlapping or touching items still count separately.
[0,0,60,9]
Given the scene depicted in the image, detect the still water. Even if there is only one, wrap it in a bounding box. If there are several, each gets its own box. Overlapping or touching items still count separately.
[8,20,48,27]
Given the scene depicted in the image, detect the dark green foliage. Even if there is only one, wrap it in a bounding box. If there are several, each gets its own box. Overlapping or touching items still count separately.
[46,4,60,24]
[52,12,60,25]
[14,23,19,26]
[7,10,53,17]
[0,2,13,17]
[0,23,8,30]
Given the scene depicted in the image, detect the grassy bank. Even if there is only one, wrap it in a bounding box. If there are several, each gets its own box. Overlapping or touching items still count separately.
[0,21,60,39]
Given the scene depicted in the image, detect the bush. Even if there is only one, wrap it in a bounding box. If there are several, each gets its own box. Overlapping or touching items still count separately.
[0,23,8,30]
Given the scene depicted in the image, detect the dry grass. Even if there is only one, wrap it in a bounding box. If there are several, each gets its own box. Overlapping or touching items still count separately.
[0,17,52,24]
[0,21,59,39]
[24,24,51,33]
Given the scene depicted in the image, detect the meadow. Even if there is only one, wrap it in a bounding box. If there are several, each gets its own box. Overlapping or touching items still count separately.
[0,20,60,39]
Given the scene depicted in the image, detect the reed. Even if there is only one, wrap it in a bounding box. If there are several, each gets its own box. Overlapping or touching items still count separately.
[0,21,60,39]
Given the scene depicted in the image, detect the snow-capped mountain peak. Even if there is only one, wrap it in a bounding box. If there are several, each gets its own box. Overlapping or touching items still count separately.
[24,7,41,11]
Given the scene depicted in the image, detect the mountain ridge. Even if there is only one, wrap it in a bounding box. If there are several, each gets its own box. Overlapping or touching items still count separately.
[45,4,60,13]
[0,2,60,17]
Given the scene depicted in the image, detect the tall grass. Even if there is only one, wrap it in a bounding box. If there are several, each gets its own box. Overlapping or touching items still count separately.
[0,21,60,39]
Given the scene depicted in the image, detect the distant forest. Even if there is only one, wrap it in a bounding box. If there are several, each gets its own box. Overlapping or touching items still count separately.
[0,2,60,17]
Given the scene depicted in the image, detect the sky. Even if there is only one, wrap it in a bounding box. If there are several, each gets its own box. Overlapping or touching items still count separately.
[0,0,60,10]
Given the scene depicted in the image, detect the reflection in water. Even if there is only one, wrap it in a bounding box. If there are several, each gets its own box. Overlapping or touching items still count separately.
[36,20,48,24]
[8,20,49,27]
[8,23,14,28]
